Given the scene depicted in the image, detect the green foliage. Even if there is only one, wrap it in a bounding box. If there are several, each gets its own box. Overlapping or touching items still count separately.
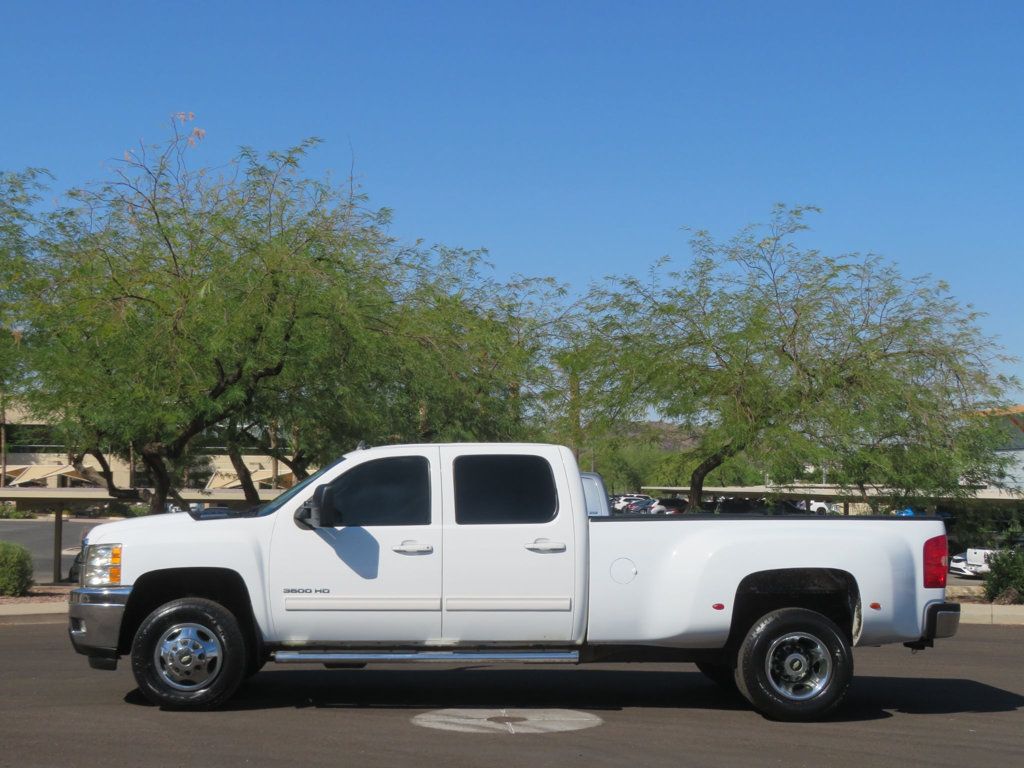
[1,170,44,415]
[0,503,34,520]
[945,506,1023,551]
[650,446,765,489]
[4,129,1016,515]
[1,119,549,506]
[592,440,665,493]
[984,548,1024,603]
[585,205,1017,507]
[0,540,33,596]
[251,250,558,470]
[105,501,142,517]
[11,128,394,492]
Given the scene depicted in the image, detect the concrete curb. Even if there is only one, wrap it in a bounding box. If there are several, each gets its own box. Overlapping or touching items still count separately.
[958,602,1024,626]
[0,603,68,617]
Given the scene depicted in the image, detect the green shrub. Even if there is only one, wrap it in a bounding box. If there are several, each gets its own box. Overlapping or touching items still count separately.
[126,503,149,517]
[0,541,34,596]
[106,501,131,517]
[76,502,147,518]
[0,503,35,520]
[984,549,1024,604]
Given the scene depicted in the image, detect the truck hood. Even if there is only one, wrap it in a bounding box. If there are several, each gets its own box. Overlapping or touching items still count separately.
[85,512,204,546]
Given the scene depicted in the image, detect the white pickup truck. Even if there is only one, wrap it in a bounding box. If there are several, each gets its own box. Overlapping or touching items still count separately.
[68,443,959,721]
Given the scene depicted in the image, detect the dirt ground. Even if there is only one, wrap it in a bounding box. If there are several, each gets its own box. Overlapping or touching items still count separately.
[0,584,73,605]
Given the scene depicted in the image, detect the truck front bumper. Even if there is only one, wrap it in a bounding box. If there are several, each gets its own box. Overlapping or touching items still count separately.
[68,586,132,670]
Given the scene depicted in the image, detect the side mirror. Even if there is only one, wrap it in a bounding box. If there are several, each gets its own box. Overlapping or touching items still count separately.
[295,485,331,529]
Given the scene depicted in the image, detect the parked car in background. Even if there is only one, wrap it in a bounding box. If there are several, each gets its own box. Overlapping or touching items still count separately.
[948,552,970,577]
[189,507,237,520]
[948,548,995,578]
[67,548,83,583]
[706,498,817,516]
[612,494,651,511]
[650,498,688,514]
[623,498,657,514]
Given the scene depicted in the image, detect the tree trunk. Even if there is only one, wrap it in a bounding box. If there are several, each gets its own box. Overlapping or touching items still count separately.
[240,424,309,480]
[687,443,740,512]
[269,420,279,489]
[289,426,309,479]
[418,401,429,440]
[227,444,261,506]
[277,450,309,481]
[225,420,262,505]
[141,450,172,514]
[0,413,6,489]
[71,449,145,502]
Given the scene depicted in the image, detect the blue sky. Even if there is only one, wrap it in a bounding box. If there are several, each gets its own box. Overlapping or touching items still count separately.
[2,0,1022,389]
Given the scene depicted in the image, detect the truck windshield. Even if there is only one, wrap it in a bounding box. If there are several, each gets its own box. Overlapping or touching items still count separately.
[255,459,343,517]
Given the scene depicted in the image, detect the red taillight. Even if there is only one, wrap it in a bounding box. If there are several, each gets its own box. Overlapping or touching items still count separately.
[923,534,948,589]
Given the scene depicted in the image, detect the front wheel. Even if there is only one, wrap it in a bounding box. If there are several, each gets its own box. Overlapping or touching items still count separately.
[734,608,853,721]
[131,598,247,709]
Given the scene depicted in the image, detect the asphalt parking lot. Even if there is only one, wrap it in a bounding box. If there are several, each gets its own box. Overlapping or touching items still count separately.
[0,620,1021,768]
[0,519,96,582]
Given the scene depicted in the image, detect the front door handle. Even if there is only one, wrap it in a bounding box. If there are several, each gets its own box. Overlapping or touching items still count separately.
[392,541,434,555]
[525,539,566,553]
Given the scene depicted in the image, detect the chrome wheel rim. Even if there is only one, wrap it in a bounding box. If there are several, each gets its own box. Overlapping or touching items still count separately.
[764,632,832,701]
[154,623,223,691]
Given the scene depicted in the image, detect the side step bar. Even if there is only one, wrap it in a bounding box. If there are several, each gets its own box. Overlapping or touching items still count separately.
[273,650,580,664]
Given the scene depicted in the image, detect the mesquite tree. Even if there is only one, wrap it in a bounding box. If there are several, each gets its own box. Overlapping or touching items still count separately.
[2,118,542,512]
[590,206,1016,510]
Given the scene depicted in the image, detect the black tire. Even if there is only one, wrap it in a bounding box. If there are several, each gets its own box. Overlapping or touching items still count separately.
[131,598,247,709]
[696,661,737,690]
[734,608,853,721]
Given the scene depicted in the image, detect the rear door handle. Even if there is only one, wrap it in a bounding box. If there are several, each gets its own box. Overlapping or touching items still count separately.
[392,541,434,555]
[525,539,566,553]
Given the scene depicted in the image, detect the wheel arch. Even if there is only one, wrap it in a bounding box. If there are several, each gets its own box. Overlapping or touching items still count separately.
[118,568,263,662]
[726,568,861,653]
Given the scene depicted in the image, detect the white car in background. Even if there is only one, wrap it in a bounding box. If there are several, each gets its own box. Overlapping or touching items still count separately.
[650,498,688,514]
[948,548,995,578]
[612,494,651,511]
[808,501,837,514]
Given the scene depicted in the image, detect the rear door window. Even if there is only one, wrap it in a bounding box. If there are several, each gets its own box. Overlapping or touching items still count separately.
[454,454,558,524]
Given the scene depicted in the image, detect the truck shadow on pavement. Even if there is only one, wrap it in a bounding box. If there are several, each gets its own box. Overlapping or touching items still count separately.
[125,668,1024,721]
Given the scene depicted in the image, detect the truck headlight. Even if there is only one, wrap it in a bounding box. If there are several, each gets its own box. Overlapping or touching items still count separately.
[82,544,122,587]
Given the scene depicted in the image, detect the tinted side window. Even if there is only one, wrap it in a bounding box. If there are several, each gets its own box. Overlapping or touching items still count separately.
[327,456,430,526]
[454,455,558,524]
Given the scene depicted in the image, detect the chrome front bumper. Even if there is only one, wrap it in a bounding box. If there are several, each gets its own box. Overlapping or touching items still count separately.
[68,586,132,669]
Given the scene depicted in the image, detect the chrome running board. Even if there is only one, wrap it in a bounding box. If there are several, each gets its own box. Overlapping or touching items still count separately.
[273,650,580,664]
